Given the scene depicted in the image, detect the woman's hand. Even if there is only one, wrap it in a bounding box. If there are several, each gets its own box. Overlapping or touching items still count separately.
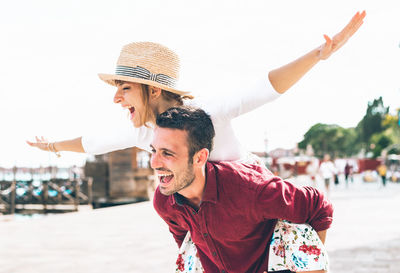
[26,136,51,152]
[26,136,85,153]
[268,10,366,94]
[318,10,366,60]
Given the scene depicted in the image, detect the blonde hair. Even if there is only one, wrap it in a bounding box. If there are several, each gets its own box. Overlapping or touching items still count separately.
[139,84,153,127]
[140,84,192,127]
[114,80,192,127]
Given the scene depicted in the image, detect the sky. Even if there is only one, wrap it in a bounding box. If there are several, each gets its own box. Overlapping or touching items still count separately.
[1,0,399,167]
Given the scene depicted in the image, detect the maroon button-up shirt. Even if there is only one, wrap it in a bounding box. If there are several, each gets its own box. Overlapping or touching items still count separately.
[154,161,333,273]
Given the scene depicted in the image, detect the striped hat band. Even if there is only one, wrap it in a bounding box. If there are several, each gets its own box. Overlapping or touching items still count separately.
[115,65,177,88]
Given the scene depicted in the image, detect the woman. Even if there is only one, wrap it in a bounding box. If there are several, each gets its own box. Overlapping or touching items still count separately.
[28,11,366,272]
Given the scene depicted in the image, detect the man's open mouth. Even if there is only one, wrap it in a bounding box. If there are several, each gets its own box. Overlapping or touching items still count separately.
[158,173,174,185]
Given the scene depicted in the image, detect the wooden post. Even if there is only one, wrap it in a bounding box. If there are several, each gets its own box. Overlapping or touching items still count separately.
[42,180,48,213]
[87,177,93,208]
[39,165,44,180]
[131,148,138,169]
[28,168,34,203]
[74,179,80,211]
[10,180,16,214]
[56,179,62,204]
[10,167,17,214]
[28,180,33,204]
[51,166,57,179]
[30,167,34,180]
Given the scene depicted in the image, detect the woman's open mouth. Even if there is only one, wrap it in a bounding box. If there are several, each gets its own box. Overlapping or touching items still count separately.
[128,106,135,120]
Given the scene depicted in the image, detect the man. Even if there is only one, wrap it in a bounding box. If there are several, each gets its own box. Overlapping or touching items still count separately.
[151,106,333,273]
[377,162,387,187]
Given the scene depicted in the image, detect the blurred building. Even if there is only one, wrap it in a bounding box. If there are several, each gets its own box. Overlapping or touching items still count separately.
[84,148,153,208]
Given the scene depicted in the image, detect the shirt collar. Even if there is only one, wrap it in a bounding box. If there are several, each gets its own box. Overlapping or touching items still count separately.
[172,192,186,206]
[169,161,218,206]
[201,161,218,204]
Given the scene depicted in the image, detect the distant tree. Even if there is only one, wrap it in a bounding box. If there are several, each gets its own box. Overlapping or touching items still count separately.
[382,112,400,138]
[369,113,400,157]
[370,131,391,158]
[339,127,361,157]
[299,97,397,159]
[298,123,359,158]
[298,123,331,157]
[356,96,389,147]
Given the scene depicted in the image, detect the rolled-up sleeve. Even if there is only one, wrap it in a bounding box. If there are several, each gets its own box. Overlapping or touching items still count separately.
[254,178,333,231]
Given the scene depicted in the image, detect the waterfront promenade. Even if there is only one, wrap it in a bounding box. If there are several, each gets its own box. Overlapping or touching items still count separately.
[1,175,399,273]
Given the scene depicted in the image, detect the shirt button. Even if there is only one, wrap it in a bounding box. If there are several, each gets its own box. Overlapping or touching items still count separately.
[192,211,197,215]
[221,270,226,273]
[203,233,208,237]
[212,251,216,256]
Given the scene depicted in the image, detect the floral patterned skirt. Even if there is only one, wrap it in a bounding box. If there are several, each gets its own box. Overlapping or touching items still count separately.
[175,220,328,273]
[268,220,329,272]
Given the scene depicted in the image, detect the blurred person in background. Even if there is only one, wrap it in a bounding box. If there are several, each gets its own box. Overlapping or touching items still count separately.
[344,161,353,187]
[319,154,338,196]
[377,162,387,187]
[306,157,320,188]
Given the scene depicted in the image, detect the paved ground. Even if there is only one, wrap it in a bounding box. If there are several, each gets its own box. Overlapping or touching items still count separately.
[290,175,400,273]
[1,174,399,273]
[329,238,400,273]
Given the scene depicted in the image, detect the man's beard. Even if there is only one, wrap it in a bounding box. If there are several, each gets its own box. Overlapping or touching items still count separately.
[160,162,195,196]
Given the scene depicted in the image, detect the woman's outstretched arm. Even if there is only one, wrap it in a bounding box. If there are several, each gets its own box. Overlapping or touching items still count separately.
[26,122,153,155]
[26,136,85,153]
[269,10,366,94]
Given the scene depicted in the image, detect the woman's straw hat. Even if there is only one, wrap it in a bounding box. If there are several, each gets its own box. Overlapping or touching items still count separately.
[98,42,193,98]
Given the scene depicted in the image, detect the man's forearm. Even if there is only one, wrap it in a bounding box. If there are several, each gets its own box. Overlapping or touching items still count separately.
[317,229,327,244]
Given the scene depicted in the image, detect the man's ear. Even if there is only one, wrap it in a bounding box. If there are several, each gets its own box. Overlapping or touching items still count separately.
[193,148,209,166]
[149,87,162,99]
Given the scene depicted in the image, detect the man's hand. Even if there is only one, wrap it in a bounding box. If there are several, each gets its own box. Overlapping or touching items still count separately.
[318,10,366,60]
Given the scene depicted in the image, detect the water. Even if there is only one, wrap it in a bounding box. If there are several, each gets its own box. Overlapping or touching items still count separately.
[14,213,47,221]
[0,213,48,222]
[0,169,70,181]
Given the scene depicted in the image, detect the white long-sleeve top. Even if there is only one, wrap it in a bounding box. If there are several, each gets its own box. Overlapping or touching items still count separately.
[319,161,337,179]
[82,74,280,161]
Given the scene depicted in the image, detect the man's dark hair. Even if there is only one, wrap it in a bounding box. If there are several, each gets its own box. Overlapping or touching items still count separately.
[156,106,215,159]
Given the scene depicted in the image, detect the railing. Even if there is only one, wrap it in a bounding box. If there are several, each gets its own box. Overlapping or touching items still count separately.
[0,177,93,215]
